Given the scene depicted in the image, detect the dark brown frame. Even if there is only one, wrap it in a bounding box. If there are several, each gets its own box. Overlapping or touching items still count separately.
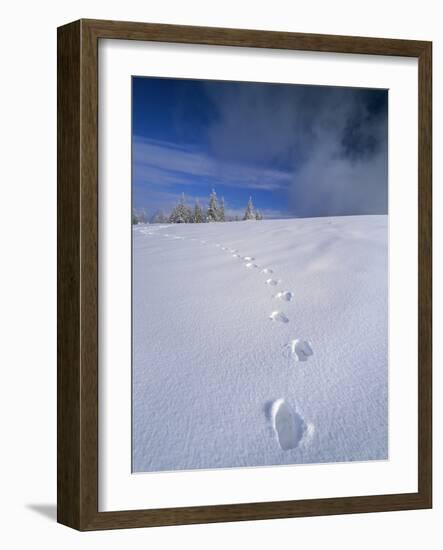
[57,18,432,531]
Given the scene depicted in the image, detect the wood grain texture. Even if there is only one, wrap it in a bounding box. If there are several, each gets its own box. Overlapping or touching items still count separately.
[57,19,432,531]
[83,18,428,56]
[57,20,81,529]
[417,42,432,506]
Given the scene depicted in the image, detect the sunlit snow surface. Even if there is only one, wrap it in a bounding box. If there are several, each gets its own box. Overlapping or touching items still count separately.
[132,216,388,472]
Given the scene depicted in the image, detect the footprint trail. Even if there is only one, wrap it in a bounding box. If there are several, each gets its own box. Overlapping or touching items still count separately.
[284,339,314,362]
[143,228,316,449]
[275,291,294,302]
[269,311,289,323]
[271,399,307,450]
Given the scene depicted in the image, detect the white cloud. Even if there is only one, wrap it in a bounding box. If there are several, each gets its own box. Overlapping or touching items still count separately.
[133,136,292,191]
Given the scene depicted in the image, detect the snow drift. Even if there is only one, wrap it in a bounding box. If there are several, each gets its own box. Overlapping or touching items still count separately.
[132,215,388,472]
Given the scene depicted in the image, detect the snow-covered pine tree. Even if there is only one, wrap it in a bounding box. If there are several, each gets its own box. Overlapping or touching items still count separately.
[219,197,225,222]
[243,197,255,220]
[151,209,167,223]
[137,208,148,224]
[207,189,219,222]
[183,196,192,223]
[168,208,178,223]
[169,193,192,223]
[193,201,204,223]
[255,209,263,220]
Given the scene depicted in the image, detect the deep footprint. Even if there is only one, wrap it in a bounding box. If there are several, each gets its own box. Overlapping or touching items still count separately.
[271,399,307,450]
[284,339,314,361]
[269,311,289,323]
[275,291,294,302]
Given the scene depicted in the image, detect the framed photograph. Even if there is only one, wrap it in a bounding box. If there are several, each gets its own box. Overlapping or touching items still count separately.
[57,19,432,530]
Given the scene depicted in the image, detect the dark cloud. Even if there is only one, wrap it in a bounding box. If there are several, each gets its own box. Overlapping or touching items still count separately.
[202,82,388,217]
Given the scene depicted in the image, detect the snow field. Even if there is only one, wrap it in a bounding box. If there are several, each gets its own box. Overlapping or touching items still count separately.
[133,216,388,472]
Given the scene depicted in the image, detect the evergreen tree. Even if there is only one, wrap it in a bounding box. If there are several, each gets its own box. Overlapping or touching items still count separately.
[138,208,148,224]
[219,197,225,222]
[193,201,204,223]
[132,213,139,225]
[207,189,219,222]
[255,209,263,220]
[168,209,177,223]
[151,209,167,224]
[243,197,255,220]
[169,193,192,223]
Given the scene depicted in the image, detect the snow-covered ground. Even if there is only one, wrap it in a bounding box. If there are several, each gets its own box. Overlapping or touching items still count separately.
[132,215,388,473]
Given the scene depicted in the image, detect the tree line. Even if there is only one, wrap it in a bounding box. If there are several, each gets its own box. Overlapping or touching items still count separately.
[132,190,263,224]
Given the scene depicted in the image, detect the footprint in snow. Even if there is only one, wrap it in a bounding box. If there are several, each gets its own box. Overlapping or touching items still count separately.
[271,398,307,451]
[275,291,294,302]
[232,253,241,259]
[245,262,259,269]
[283,339,314,362]
[243,256,255,261]
[269,311,289,323]
[265,278,280,286]
[221,246,227,251]
[261,268,274,274]
[229,249,238,253]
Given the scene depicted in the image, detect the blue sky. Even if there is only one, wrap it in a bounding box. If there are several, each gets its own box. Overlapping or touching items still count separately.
[132,77,388,219]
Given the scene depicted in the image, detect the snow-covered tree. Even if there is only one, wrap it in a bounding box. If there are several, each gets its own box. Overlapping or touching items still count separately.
[219,197,225,222]
[151,209,167,224]
[243,197,255,220]
[193,201,204,223]
[137,208,148,224]
[132,212,139,225]
[255,209,263,220]
[169,193,192,223]
[207,189,219,222]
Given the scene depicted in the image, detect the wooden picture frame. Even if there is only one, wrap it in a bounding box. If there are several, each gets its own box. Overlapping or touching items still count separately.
[57,18,432,530]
